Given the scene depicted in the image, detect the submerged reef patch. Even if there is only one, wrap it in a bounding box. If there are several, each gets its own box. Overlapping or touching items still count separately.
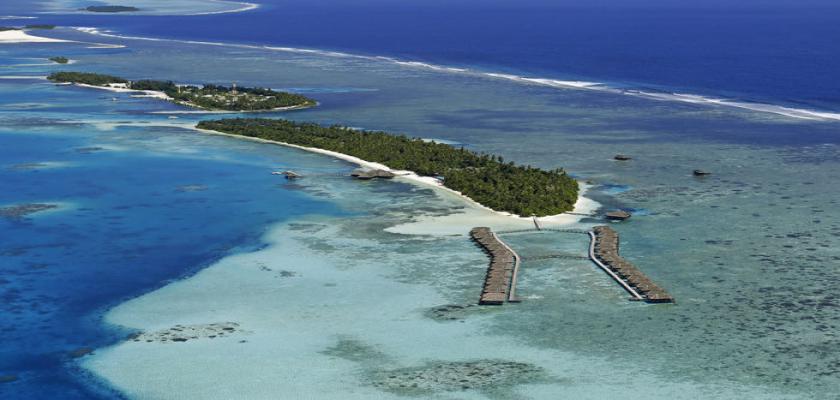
[369,360,546,394]
[74,147,106,154]
[425,304,480,321]
[7,163,48,170]
[129,322,242,343]
[175,184,208,192]
[0,203,57,219]
[321,337,390,363]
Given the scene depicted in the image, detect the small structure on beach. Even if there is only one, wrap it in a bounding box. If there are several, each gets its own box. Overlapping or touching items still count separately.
[351,168,395,180]
[693,169,711,176]
[605,210,632,221]
[614,154,632,161]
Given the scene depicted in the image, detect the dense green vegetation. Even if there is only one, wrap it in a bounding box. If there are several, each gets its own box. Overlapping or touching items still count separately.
[197,118,579,216]
[49,57,69,64]
[131,80,316,111]
[84,5,140,12]
[47,72,316,111]
[0,27,21,32]
[48,71,126,86]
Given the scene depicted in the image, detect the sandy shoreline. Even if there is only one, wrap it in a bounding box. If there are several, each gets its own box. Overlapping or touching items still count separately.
[66,83,315,113]
[0,29,69,43]
[74,82,172,100]
[194,126,597,225]
[0,29,122,48]
[65,82,317,115]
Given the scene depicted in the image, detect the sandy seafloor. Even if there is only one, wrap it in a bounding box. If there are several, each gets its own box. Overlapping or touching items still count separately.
[1,24,840,400]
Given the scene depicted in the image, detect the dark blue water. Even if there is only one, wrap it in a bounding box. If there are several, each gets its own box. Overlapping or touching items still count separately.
[0,124,343,398]
[22,0,840,111]
[2,0,840,398]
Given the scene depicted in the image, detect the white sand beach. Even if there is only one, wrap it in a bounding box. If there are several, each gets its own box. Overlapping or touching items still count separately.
[194,126,598,231]
[73,83,172,100]
[0,29,69,43]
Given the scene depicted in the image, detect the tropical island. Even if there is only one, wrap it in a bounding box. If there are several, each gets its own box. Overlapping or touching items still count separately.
[47,72,316,112]
[83,5,140,13]
[49,56,69,64]
[197,118,579,216]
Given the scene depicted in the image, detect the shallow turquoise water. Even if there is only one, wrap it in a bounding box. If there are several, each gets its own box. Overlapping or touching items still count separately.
[0,48,351,397]
[1,26,839,399]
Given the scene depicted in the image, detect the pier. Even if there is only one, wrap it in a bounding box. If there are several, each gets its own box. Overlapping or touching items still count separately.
[470,225,673,305]
[589,226,674,303]
[469,227,522,305]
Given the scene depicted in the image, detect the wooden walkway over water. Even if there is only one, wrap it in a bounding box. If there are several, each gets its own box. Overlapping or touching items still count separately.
[470,225,674,305]
[589,226,674,303]
[469,227,522,305]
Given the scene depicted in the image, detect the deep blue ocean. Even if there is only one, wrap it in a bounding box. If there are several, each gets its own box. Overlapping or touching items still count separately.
[2,0,840,399]
[29,0,840,112]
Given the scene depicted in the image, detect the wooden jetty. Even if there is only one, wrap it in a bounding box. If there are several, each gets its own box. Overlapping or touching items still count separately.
[589,226,674,303]
[470,227,521,305]
[532,216,543,230]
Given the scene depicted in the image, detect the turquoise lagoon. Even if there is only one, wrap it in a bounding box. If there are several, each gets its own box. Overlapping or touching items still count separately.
[1,27,839,399]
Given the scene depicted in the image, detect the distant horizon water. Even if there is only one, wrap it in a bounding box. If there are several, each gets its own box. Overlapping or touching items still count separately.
[6,0,839,122]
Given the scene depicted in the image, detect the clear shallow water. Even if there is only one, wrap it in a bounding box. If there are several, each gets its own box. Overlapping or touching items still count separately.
[1,3,840,400]
[0,48,350,397]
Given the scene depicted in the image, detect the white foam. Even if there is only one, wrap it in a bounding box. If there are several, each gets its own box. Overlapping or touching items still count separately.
[0,15,37,20]
[484,72,602,89]
[420,138,461,145]
[627,90,840,122]
[391,60,468,73]
[68,27,840,123]
[183,0,259,16]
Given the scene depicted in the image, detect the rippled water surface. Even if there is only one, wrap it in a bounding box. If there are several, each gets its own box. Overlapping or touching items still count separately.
[1,8,839,400]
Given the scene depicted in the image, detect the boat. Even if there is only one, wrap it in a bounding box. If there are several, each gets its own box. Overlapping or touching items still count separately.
[605,210,632,221]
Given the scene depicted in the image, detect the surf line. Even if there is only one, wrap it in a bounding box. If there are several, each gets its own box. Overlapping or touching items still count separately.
[68,27,840,123]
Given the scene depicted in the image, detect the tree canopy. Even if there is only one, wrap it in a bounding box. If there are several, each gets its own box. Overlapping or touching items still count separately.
[47,72,315,111]
[197,118,579,216]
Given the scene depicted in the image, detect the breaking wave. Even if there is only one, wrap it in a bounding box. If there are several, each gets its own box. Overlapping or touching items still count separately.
[71,27,840,122]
